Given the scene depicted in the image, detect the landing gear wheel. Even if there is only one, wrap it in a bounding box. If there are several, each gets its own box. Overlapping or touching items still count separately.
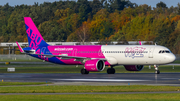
[154,65,160,74]
[155,70,160,74]
[107,68,115,74]
[81,69,89,74]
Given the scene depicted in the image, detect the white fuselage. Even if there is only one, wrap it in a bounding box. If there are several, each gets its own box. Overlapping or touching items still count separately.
[101,45,176,65]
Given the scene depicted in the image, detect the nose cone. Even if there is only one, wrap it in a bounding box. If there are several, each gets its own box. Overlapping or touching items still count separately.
[169,54,176,63]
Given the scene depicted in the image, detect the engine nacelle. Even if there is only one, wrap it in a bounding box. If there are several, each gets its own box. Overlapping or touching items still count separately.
[124,65,144,71]
[85,59,105,72]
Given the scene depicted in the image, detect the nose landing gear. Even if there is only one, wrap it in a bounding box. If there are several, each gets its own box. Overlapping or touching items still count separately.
[154,65,160,74]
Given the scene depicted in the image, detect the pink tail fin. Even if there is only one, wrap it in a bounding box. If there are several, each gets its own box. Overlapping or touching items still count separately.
[24,17,48,47]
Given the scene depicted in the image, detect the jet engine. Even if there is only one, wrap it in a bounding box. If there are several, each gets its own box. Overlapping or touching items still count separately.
[84,59,105,72]
[124,65,144,71]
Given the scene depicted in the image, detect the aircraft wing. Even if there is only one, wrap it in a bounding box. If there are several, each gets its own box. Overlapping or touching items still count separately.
[32,53,86,59]
[16,41,107,61]
[30,53,107,61]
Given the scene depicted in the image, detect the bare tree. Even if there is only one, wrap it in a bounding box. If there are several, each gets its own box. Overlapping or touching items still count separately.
[76,21,90,45]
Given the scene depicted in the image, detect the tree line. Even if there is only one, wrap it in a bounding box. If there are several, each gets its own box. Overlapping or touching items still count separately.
[0,0,180,53]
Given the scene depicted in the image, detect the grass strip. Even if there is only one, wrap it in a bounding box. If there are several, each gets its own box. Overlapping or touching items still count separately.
[0,93,180,101]
[0,85,179,93]
[0,82,50,86]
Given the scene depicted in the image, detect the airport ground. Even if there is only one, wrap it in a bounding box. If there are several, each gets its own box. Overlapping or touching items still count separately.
[0,61,180,73]
[0,60,180,100]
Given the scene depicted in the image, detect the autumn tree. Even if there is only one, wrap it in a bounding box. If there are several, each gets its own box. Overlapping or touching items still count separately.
[75,21,90,44]
[38,20,64,42]
[154,17,174,46]
[89,9,114,41]
[1,0,180,54]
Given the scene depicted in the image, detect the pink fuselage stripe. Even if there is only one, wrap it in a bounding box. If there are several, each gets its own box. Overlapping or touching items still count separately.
[47,45,111,65]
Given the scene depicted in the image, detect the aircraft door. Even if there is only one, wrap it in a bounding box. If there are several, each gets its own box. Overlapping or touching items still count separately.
[148,47,155,58]
[98,49,104,56]
[73,48,77,56]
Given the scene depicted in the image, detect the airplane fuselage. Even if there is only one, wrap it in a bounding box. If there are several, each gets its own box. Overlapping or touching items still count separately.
[30,45,175,66]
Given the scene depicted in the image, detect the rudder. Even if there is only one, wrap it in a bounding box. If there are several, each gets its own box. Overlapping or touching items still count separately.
[24,17,48,47]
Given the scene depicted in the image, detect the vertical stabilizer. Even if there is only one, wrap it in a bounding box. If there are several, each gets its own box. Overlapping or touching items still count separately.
[24,17,48,47]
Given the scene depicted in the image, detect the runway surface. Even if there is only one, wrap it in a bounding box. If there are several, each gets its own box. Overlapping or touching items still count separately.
[0,91,180,95]
[0,73,180,86]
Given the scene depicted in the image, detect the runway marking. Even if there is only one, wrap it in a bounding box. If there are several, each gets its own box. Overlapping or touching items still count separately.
[52,79,148,82]
[161,78,179,80]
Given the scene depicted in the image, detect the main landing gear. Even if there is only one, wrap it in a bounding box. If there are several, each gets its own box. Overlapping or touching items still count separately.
[81,69,89,74]
[107,66,115,74]
[154,65,160,74]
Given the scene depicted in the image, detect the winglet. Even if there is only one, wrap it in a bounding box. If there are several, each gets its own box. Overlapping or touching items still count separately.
[16,41,24,53]
[139,41,142,45]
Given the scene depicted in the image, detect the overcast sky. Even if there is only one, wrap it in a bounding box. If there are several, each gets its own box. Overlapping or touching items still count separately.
[0,0,179,8]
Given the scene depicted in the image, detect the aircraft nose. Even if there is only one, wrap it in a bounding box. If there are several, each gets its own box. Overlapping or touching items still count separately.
[169,54,176,63]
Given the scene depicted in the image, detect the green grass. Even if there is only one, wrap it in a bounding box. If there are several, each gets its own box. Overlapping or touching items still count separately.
[0,94,180,101]
[0,85,179,93]
[0,82,49,86]
[0,58,42,62]
[173,60,180,64]
[0,63,180,73]
[0,84,179,100]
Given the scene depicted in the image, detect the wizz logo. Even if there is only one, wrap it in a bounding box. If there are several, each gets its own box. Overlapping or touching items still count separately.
[26,25,42,47]
[125,47,146,59]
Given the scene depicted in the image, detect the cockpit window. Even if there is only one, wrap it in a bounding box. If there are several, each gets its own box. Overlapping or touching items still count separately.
[165,50,170,53]
[159,50,171,53]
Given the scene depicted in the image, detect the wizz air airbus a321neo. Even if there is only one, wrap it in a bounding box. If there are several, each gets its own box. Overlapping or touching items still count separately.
[16,17,176,74]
